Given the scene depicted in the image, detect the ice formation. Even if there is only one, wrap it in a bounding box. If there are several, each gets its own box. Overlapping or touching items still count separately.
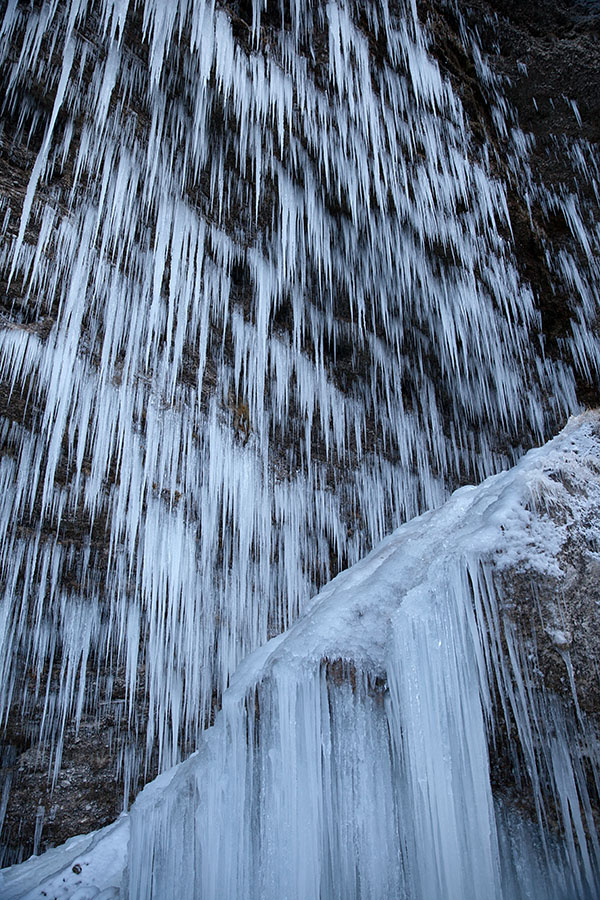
[3,412,600,898]
[0,0,599,888]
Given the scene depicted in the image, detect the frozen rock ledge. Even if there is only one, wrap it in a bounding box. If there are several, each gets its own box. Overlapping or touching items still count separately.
[2,412,600,899]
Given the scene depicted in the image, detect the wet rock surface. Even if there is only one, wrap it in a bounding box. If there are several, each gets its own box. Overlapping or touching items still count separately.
[1,723,120,862]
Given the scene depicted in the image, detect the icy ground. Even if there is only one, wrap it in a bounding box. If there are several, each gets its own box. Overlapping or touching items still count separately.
[2,411,600,899]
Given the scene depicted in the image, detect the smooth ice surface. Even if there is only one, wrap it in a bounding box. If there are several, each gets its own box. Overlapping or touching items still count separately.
[3,412,600,899]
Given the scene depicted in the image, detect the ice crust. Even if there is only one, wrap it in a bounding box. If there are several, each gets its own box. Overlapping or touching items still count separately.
[3,412,600,898]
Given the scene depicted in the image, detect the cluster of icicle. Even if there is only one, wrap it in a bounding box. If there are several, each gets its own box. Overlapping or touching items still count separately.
[121,416,600,900]
[3,413,600,898]
[0,0,598,848]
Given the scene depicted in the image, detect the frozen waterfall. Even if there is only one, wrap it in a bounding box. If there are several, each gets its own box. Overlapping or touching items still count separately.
[3,412,600,898]
[0,0,599,894]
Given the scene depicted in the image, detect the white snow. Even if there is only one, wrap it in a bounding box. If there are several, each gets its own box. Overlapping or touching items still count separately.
[0,816,128,899]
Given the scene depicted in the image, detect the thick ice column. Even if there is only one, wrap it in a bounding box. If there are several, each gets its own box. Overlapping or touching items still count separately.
[388,564,502,900]
[127,662,402,900]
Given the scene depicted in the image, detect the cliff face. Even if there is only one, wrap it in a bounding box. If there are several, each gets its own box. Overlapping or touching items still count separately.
[0,0,598,863]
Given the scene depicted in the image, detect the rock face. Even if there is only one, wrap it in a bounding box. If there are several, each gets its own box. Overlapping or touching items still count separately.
[0,0,598,864]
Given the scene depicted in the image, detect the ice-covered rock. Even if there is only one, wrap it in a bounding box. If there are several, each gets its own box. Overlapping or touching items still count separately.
[3,412,600,898]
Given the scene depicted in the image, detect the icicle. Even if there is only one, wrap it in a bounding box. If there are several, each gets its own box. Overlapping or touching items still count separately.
[0,0,598,869]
